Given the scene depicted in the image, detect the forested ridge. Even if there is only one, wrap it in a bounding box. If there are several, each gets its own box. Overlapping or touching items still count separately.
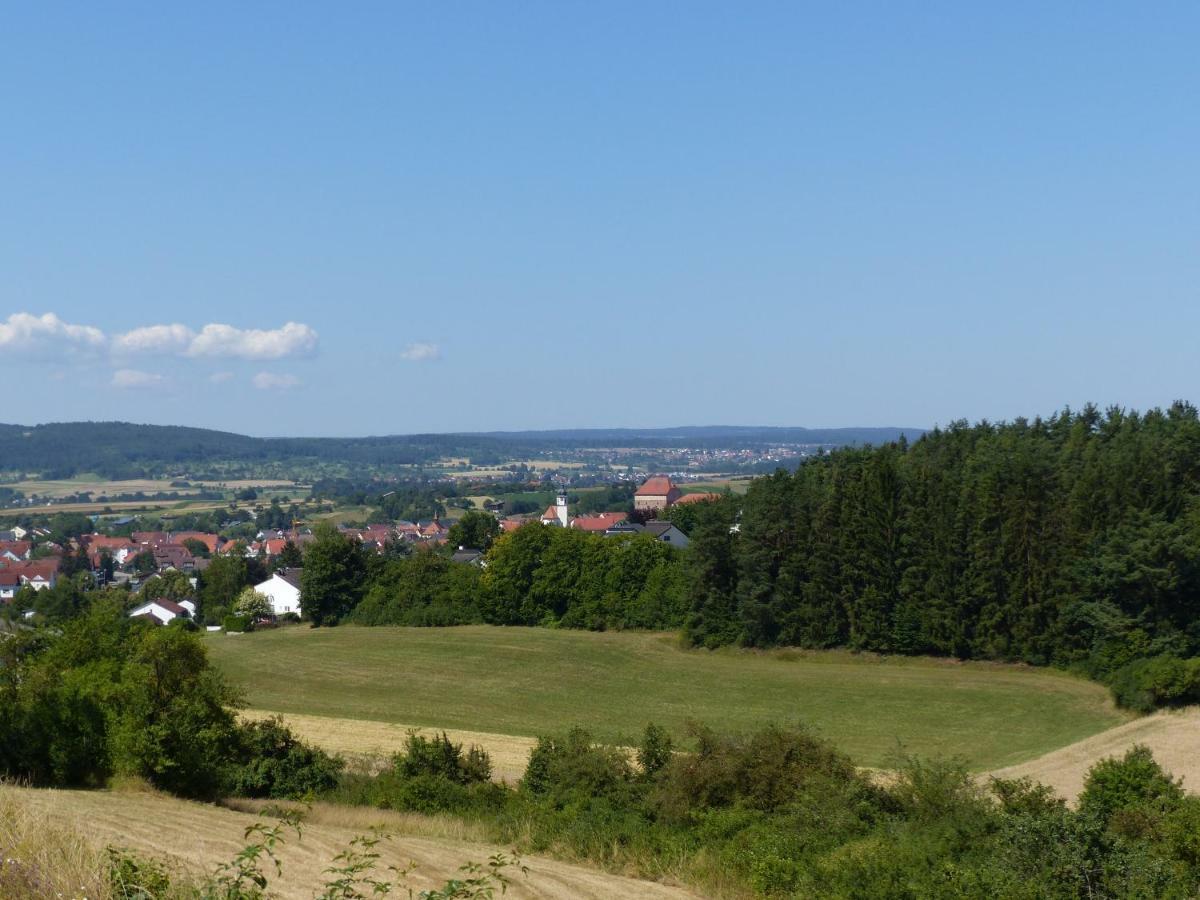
[0,421,919,478]
[686,403,1200,706]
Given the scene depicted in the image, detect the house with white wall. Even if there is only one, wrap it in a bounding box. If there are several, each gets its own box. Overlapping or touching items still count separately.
[128,598,193,625]
[254,568,303,616]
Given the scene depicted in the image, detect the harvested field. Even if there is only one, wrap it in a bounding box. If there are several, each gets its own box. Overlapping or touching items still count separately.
[1,784,698,899]
[987,707,1200,804]
[241,709,537,782]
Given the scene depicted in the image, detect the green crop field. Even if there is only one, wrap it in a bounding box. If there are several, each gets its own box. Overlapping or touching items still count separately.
[205,626,1126,770]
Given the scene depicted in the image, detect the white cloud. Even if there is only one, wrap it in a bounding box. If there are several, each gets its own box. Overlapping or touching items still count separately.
[252,371,301,390]
[112,320,318,360]
[0,312,106,354]
[111,368,166,390]
[3,313,319,364]
[188,322,318,360]
[208,371,235,384]
[112,323,193,355]
[400,342,441,362]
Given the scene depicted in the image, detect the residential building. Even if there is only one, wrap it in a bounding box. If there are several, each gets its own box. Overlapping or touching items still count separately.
[129,598,192,625]
[605,520,691,549]
[634,476,682,511]
[254,568,303,616]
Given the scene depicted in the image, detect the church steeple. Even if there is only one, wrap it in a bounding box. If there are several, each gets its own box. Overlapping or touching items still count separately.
[556,486,569,528]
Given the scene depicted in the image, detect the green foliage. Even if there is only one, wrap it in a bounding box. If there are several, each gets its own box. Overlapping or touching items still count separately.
[684,404,1200,706]
[0,601,243,799]
[226,716,344,799]
[302,523,369,626]
[200,554,253,624]
[329,735,503,817]
[637,723,673,777]
[106,846,173,900]
[397,732,492,785]
[521,727,635,805]
[1078,744,1184,828]
[1109,654,1200,712]
[140,570,193,605]
[233,587,272,620]
[445,510,500,551]
[223,614,253,633]
[109,625,242,799]
[480,525,688,630]
[351,551,482,626]
[652,723,864,822]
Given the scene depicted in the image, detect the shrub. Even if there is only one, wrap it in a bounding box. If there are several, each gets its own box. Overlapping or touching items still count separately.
[226,716,344,799]
[1078,744,1184,828]
[1109,655,1200,712]
[397,732,492,785]
[521,727,635,805]
[653,723,862,822]
[637,723,673,777]
[222,614,253,633]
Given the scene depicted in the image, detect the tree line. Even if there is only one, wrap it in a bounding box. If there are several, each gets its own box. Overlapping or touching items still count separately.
[297,520,689,631]
[685,403,1200,707]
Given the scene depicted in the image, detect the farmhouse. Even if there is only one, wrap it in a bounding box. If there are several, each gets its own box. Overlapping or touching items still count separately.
[634,476,682,511]
[254,568,303,616]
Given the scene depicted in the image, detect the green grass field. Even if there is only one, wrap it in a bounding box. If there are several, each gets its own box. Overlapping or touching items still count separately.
[205,626,1126,770]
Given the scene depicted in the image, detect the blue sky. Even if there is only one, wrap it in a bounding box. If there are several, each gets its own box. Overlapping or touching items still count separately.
[2,3,1197,436]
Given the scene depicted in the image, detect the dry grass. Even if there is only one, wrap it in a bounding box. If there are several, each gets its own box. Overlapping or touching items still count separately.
[0,784,698,900]
[0,785,111,899]
[987,706,1200,805]
[241,709,537,782]
[7,477,197,499]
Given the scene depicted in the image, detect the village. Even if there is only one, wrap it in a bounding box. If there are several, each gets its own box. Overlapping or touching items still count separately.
[0,475,713,626]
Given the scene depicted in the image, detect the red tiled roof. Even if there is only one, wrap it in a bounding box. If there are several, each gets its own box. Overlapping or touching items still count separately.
[675,492,721,505]
[83,534,138,550]
[132,531,170,546]
[571,512,628,532]
[541,505,560,520]
[172,532,220,553]
[635,476,675,497]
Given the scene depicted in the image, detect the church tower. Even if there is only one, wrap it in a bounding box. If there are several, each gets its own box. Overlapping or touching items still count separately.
[556,487,570,528]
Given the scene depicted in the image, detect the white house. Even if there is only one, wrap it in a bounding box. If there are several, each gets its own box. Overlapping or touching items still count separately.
[129,598,191,625]
[254,568,303,616]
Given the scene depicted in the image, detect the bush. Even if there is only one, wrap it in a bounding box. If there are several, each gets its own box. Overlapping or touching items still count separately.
[1109,654,1200,712]
[397,732,492,785]
[521,727,635,805]
[222,614,253,633]
[226,716,344,799]
[1078,744,1184,828]
[652,723,862,822]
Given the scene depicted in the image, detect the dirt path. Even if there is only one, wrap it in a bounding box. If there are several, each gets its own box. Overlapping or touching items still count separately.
[987,707,1200,804]
[241,709,538,783]
[4,785,698,900]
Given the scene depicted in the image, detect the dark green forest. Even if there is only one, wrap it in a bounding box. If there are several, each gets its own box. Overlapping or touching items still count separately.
[686,403,1200,709]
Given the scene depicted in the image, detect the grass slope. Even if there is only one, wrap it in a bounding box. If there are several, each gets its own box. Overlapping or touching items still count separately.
[207,626,1125,770]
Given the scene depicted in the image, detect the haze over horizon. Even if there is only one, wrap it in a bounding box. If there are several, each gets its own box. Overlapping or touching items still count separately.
[3,4,1197,436]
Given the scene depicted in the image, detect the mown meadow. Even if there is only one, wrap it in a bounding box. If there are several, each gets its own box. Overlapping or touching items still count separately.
[205,624,1125,770]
